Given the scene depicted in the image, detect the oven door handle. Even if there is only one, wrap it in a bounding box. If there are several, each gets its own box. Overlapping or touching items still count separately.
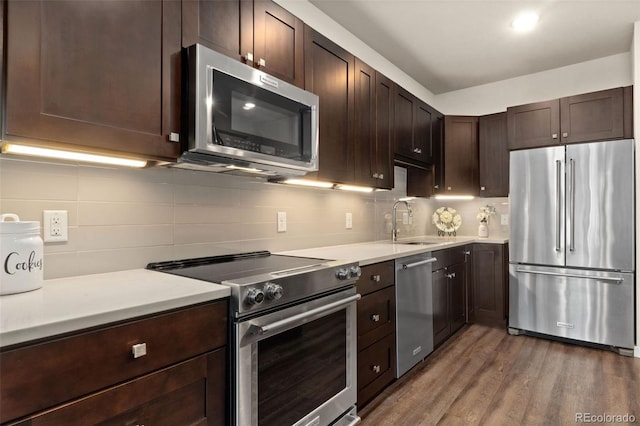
[249,293,361,335]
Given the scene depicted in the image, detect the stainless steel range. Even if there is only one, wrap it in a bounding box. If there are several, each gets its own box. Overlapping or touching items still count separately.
[147,251,362,426]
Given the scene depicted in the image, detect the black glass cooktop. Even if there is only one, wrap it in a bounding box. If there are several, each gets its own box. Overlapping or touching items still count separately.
[147,251,326,284]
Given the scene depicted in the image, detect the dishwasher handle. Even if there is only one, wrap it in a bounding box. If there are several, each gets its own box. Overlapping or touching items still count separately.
[402,257,437,269]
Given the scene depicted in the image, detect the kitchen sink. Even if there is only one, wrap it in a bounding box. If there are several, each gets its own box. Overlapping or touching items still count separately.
[392,240,440,246]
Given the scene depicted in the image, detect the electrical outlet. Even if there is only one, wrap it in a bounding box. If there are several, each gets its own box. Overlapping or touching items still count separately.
[43,210,68,242]
[501,214,509,225]
[345,212,353,229]
[277,211,287,233]
[402,212,409,225]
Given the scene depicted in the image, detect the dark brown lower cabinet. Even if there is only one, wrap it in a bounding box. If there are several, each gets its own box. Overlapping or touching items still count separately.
[472,243,508,326]
[432,246,471,347]
[356,261,396,408]
[10,350,226,426]
[0,301,228,425]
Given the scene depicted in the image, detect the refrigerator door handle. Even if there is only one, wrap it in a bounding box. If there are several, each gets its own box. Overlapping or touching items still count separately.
[515,268,624,284]
[555,160,562,252]
[569,158,576,252]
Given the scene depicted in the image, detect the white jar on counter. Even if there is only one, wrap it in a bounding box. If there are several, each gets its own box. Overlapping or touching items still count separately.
[0,213,44,295]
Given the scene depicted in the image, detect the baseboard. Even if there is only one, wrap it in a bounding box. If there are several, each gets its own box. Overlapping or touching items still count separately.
[635,346,640,358]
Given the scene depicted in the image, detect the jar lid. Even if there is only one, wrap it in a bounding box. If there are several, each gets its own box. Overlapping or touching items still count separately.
[0,213,41,234]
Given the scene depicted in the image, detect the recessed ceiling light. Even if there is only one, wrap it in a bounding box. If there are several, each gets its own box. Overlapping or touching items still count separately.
[511,12,539,33]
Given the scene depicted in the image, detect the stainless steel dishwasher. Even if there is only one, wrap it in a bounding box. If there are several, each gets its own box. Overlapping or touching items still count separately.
[395,252,437,378]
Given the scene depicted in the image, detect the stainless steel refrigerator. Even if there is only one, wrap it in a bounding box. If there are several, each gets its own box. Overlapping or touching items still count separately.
[509,139,635,354]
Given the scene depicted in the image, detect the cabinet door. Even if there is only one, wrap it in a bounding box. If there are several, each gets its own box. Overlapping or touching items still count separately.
[414,100,434,164]
[406,165,434,198]
[432,268,449,347]
[393,86,416,160]
[479,112,509,197]
[374,72,395,189]
[473,243,506,325]
[253,0,304,88]
[507,99,560,150]
[443,115,478,194]
[5,0,181,161]
[304,26,355,184]
[432,112,445,193]
[448,262,466,334]
[12,350,227,426]
[357,287,395,351]
[182,0,252,64]
[354,58,377,187]
[560,87,624,144]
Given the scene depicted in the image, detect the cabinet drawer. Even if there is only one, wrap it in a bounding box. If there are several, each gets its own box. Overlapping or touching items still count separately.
[357,261,394,296]
[357,287,395,350]
[1,301,227,424]
[433,246,467,270]
[10,349,226,426]
[357,334,395,407]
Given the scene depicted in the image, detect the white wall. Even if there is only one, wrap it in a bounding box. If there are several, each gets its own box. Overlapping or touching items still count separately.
[435,52,633,115]
[273,0,436,106]
[633,21,640,356]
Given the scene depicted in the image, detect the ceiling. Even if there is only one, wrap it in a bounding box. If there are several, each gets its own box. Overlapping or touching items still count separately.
[309,0,640,94]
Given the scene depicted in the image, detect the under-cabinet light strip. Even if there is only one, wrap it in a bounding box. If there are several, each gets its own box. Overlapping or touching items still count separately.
[1,143,147,168]
[434,194,475,200]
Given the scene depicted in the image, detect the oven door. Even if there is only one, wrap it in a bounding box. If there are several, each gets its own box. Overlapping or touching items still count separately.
[234,287,360,426]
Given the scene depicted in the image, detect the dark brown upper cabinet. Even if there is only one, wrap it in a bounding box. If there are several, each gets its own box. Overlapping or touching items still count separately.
[4,0,181,161]
[442,116,479,195]
[507,87,633,150]
[182,0,304,88]
[304,26,355,184]
[354,59,394,189]
[478,112,509,197]
[393,86,433,167]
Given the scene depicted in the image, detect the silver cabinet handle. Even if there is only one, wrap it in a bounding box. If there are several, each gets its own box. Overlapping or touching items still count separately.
[132,343,147,359]
[244,52,254,62]
[515,268,624,283]
[378,173,384,179]
[569,158,576,252]
[371,365,381,373]
[373,173,379,179]
[402,257,437,269]
[447,186,452,191]
[562,132,569,138]
[168,132,180,143]
[413,148,422,154]
[464,250,471,256]
[371,274,381,282]
[371,314,380,322]
[257,58,266,67]
[480,186,485,191]
[343,414,361,426]
[249,294,361,335]
[446,272,456,279]
[434,185,439,189]
[555,160,562,252]
[552,133,558,139]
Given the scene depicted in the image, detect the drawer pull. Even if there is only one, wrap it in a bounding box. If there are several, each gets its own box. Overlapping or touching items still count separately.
[132,343,147,359]
[371,274,381,282]
[371,314,380,322]
[372,365,381,374]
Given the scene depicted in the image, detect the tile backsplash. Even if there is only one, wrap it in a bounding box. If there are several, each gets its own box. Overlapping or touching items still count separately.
[1,159,508,279]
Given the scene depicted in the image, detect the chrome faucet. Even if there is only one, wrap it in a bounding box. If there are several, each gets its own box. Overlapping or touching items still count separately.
[392,200,413,242]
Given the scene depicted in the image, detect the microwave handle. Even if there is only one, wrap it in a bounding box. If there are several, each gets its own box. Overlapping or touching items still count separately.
[249,294,361,336]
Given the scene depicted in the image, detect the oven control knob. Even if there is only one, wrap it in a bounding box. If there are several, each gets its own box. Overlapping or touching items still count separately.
[246,288,265,305]
[336,268,350,280]
[349,266,362,278]
[264,283,283,300]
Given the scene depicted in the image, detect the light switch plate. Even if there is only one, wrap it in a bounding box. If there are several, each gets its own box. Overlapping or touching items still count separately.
[277,211,287,233]
[345,212,353,229]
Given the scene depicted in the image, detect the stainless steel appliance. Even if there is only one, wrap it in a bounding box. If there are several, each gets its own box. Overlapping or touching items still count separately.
[177,44,319,178]
[147,251,362,426]
[509,139,635,354]
[395,252,437,377]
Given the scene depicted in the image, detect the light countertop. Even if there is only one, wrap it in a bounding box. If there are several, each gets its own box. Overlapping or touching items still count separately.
[0,269,229,348]
[279,235,508,266]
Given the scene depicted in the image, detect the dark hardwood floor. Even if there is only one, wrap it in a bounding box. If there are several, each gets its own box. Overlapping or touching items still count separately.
[359,324,640,425]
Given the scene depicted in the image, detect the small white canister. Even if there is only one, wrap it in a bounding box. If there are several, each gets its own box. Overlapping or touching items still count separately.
[0,214,44,295]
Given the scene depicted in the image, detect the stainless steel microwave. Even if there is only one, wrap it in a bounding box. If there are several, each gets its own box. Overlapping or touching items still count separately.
[176,44,319,178]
